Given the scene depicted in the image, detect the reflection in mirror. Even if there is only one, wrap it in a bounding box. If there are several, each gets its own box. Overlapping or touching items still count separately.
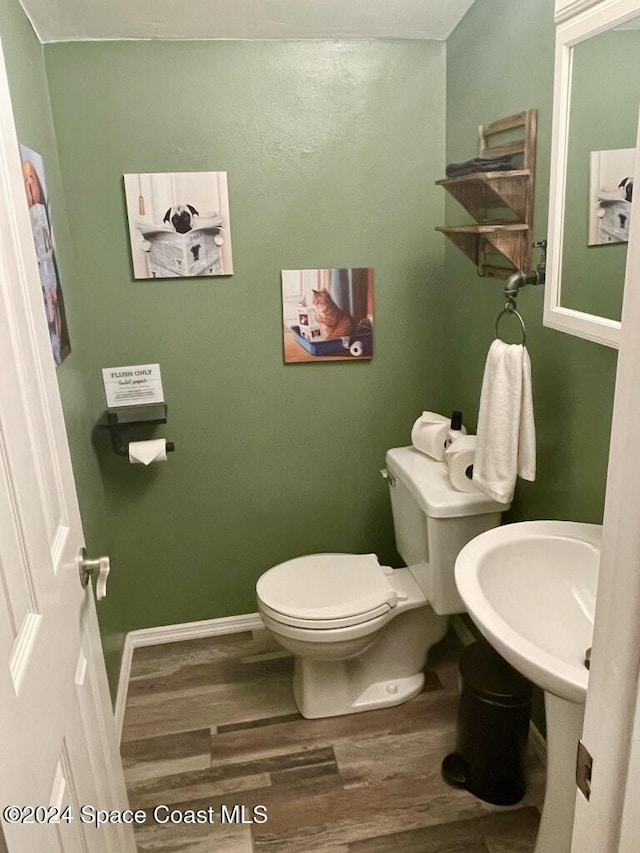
[562,19,640,323]
[545,1,640,348]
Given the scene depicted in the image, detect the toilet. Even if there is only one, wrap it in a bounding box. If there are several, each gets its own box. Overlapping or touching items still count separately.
[256,445,508,719]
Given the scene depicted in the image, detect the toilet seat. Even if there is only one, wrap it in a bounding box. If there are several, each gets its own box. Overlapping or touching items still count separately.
[256,553,398,630]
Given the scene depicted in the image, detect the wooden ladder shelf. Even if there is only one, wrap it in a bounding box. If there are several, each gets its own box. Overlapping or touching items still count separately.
[436,109,537,279]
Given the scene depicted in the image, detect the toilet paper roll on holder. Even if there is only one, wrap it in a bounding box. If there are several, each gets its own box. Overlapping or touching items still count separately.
[99,403,175,458]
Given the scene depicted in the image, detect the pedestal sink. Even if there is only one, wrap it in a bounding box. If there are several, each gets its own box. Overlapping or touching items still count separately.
[454,520,601,853]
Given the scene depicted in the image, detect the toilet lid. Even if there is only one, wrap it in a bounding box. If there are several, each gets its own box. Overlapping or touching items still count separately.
[256,553,398,627]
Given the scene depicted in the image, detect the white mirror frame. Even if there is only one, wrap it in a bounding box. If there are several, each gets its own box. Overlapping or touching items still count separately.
[544,0,640,349]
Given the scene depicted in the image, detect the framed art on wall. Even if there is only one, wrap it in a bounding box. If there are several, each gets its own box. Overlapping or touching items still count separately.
[19,144,71,366]
[282,268,374,363]
[124,171,234,279]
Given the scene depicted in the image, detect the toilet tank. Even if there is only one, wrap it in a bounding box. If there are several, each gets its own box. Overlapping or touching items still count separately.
[385,446,507,616]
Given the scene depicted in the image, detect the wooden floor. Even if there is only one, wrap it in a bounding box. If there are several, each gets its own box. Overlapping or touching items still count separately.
[121,628,545,852]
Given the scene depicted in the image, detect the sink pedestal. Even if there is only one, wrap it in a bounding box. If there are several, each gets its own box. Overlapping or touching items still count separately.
[453,521,601,853]
[535,692,585,853]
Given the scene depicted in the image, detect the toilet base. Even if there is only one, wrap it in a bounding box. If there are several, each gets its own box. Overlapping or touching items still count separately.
[293,661,426,718]
[287,604,448,719]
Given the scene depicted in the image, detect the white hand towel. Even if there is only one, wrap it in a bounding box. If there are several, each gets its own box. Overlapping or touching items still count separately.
[473,339,536,504]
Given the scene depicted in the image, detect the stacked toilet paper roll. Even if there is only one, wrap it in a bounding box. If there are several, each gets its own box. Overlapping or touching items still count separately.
[445,435,481,493]
[411,411,466,461]
[411,412,450,461]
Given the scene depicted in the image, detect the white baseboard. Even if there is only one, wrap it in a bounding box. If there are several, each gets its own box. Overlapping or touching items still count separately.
[114,635,135,741]
[529,720,548,765]
[114,612,264,741]
[450,614,477,647]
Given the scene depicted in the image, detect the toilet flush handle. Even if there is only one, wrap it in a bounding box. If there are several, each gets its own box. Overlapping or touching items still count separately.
[380,468,396,487]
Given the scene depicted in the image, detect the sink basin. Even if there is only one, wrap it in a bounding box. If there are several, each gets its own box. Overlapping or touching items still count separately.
[455,520,602,853]
[455,520,601,703]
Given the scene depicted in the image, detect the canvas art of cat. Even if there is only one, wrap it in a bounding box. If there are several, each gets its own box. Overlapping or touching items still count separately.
[312,288,356,338]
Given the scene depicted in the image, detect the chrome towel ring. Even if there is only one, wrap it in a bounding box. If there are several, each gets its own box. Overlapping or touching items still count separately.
[495,299,526,345]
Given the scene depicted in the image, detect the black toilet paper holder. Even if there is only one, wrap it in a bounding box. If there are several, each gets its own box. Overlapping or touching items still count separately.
[98,403,175,458]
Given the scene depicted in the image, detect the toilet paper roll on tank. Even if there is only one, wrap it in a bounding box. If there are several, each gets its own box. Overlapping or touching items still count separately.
[410,411,466,461]
[411,410,481,494]
[444,435,481,493]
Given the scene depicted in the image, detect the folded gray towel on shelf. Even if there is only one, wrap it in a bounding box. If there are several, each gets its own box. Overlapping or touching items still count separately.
[446,155,515,178]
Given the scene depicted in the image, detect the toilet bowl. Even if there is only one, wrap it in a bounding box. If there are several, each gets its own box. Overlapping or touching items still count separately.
[257,553,449,718]
[256,446,509,719]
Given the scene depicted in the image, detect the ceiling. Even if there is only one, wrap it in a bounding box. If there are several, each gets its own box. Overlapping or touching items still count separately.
[19,0,477,43]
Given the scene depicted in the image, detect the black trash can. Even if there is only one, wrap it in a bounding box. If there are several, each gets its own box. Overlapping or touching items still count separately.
[442,639,533,806]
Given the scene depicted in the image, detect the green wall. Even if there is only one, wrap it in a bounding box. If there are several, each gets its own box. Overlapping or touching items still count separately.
[43,40,447,673]
[444,0,617,527]
[446,0,619,731]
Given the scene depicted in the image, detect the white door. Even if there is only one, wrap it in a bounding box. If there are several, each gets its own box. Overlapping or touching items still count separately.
[570,107,640,849]
[0,32,135,853]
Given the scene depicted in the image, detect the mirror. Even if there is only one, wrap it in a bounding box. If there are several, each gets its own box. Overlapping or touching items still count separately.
[544,1,640,348]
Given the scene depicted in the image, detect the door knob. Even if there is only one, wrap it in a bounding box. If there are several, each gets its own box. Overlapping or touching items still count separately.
[78,548,110,600]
